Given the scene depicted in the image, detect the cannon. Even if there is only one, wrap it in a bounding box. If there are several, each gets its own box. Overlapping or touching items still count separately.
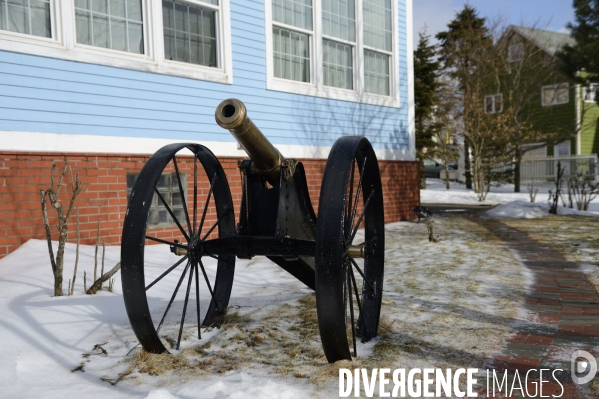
[121,99,384,363]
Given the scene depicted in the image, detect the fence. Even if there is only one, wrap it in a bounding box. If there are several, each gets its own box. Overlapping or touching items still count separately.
[520,155,599,182]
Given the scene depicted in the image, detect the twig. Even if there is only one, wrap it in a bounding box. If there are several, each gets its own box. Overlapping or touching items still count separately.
[93,342,109,356]
[39,189,56,275]
[86,262,121,295]
[94,219,101,282]
[70,205,80,296]
[100,241,105,291]
[84,271,87,293]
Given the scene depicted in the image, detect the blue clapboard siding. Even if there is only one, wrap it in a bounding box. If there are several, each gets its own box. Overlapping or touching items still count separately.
[0,0,411,151]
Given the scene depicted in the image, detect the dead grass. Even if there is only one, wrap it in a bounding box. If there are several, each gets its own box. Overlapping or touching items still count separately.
[130,350,191,376]
[309,359,356,384]
[99,214,532,395]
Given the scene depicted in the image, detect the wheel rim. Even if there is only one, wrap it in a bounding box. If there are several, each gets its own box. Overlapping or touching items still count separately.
[121,143,235,353]
[315,136,384,363]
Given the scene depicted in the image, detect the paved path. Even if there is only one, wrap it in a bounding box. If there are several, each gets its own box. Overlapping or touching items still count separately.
[427,205,599,398]
[475,217,599,398]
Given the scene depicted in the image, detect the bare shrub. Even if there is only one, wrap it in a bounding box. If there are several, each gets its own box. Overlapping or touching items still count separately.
[40,161,83,296]
[527,181,538,203]
[548,162,565,214]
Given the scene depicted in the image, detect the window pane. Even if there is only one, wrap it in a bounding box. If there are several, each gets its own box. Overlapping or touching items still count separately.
[162,0,217,67]
[127,0,142,21]
[273,26,310,83]
[364,49,389,95]
[485,96,493,113]
[322,0,354,42]
[128,21,143,53]
[363,0,392,51]
[323,39,352,89]
[75,0,144,54]
[0,0,5,31]
[110,0,125,18]
[543,87,555,106]
[29,0,50,37]
[556,84,568,104]
[272,0,312,30]
[584,84,598,103]
[7,0,28,34]
[75,0,90,9]
[75,9,92,44]
[93,14,110,48]
[509,43,523,62]
[111,18,127,51]
[495,94,502,112]
[543,86,555,105]
[92,0,108,14]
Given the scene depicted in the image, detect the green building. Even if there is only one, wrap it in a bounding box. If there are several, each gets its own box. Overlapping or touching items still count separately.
[500,26,599,157]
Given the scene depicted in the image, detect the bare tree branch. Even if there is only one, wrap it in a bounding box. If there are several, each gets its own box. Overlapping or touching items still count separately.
[86,262,121,295]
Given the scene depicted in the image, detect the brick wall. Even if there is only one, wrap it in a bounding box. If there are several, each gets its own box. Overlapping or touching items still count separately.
[0,151,419,258]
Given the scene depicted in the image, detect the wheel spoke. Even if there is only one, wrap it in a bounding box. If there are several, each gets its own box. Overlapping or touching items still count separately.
[349,190,375,243]
[343,259,348,321]
[156,261,191,334]
[201,210,227,241]
[146,255,189,291]
[145,235,187,248]
[193,155,198,233]
[204,253,219,260]
[347,259,357,357]
[176,262,195,350]
[348,157,367,241]
[154,189,189,242]
[173,156,192,236]
[194,262,201,339]
[198,173,216,237]
[349,265,367,338]
[198,258,219,309]
[346,159,355,239]
[348,256,375,292]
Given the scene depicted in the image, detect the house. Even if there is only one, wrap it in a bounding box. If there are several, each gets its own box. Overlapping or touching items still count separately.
[0,0,419,258]
[499,26,599,158]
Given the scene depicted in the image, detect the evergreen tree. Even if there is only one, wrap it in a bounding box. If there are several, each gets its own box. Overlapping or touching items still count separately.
[557,0,599,103]
[414,32,441,189]
[436,6,491,190]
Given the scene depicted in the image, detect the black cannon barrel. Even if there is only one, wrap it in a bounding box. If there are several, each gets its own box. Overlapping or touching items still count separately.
[215,99,283,186]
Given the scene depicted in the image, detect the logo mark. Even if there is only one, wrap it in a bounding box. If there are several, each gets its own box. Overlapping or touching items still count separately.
[571,350,597,385]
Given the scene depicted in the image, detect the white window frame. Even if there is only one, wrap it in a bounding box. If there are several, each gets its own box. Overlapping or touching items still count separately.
[583,83,598,103]
[508,42,523,62]
[484,93,502,114]
[542,83,569,107]
[0,0,233,83]
[0,0,63,49]
[264,0,400,107]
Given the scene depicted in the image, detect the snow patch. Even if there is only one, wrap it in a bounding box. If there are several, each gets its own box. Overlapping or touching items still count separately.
[484,201,599,219]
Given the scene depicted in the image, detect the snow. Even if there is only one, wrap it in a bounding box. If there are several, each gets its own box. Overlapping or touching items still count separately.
[421,179,599,218]
[0,217,533,398]
[0,239,315,399]
[484,201,599,219]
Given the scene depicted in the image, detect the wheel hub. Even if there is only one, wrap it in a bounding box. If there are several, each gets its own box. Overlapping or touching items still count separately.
[188,234,202,263]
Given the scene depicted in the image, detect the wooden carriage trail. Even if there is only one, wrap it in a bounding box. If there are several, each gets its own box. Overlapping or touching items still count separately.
[473,217,599,398]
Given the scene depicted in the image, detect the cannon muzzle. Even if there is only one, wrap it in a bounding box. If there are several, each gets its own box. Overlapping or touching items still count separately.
[215,99,283,186]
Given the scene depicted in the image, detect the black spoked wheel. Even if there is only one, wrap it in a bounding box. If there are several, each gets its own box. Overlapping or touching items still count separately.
[315,136,384,363]
[121,143,235,353]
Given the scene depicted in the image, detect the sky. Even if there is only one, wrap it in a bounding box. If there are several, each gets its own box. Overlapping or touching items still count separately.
[413,0,576,45]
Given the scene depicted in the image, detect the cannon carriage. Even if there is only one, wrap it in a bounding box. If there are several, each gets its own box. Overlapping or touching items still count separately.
[121,99,385,363]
